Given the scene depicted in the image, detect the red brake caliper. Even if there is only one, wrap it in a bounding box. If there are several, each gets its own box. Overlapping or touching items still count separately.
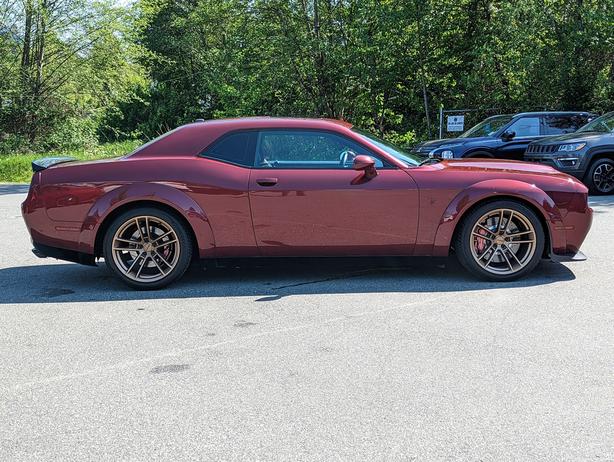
[475,228,488,254]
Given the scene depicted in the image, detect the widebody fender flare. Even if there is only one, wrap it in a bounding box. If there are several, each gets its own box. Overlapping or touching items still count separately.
[432,179,565,257]
[78,182,215,257]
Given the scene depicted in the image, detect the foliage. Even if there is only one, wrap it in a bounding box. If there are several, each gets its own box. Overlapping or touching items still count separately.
[0,140,140,182]
[0,0,613,158]
[0,0,146,153]
[135,0,614,140]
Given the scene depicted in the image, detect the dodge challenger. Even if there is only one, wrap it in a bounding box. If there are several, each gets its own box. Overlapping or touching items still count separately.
[21,117,593,289]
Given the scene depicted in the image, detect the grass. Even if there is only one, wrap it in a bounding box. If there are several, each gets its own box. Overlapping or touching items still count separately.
[0,140,141,183]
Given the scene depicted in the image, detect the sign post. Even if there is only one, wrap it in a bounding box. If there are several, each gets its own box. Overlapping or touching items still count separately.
[438,106,444,138]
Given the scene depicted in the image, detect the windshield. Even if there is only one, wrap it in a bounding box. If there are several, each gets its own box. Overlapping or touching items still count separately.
[459,115,513,138]
[578,112,614,133]
[352,129,420,166]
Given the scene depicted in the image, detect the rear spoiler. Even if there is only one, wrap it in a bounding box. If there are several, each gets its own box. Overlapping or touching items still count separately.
[32,157,76,173]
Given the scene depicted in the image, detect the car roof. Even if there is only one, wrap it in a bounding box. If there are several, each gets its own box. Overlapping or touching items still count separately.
[513,111,596,117]
[128,117,355,158]
[478,111,596,122]
[194,116,353,129]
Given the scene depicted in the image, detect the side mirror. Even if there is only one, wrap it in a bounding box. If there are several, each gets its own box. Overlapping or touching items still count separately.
[353,155,377,178]
[501,131,516,141]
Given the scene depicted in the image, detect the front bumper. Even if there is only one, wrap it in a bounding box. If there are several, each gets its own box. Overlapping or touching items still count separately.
[550,201,593,261]
[524,153,586,179]
[550,250,587,262]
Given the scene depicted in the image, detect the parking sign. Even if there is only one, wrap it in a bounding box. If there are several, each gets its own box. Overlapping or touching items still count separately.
[447,115,465,132]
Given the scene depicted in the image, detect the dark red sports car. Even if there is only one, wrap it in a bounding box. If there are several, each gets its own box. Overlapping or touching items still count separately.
[22,117,593,289]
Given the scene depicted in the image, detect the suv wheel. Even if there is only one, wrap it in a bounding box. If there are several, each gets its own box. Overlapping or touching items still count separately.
[103,207,193,290]
[454,201,545,281]
[586,158,614,195]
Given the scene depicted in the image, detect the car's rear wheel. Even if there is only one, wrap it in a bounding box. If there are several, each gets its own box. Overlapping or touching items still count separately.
[586,158,614,195]
[103,207,193,290]
[454,201,545,281]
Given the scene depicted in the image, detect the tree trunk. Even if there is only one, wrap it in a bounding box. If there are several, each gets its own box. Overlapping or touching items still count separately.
[21,0,33,74]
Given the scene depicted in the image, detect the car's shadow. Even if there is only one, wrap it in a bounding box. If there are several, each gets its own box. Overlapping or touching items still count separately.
[0,184,29,195]
[589,195,614,211]
[0,257,575,304]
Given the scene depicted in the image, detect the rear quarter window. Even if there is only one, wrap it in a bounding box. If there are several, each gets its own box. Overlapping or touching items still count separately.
[200,131,256,167]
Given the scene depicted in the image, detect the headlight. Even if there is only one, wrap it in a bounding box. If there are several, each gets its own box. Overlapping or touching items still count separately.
[558,143,586,152]
[440,150,454,159]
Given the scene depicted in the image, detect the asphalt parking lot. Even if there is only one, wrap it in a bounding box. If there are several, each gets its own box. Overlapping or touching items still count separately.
[0,184,612,461]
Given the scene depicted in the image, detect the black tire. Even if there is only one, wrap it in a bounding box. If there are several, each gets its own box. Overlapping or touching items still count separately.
[585,158,614,195]
[454,200,545,281]
[103,207,193,290]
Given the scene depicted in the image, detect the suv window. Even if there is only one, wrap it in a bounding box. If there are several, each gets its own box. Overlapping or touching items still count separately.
[544,115,589,135]
[506,117,541,137]
[256,130,384,169]
[200,131,256,167]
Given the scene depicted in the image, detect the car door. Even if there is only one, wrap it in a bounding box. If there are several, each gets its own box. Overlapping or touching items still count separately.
[496,116,543,160]
[248,129,419,256]
[191,130,260,257]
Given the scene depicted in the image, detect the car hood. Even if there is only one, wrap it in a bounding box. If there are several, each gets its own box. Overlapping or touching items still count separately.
[414,137,489,149]
[530,131,606,145]
[414,138,458,149]
[424,159,576,182]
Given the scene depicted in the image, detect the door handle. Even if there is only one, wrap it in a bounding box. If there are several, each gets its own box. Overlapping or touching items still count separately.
[256,178,278,187]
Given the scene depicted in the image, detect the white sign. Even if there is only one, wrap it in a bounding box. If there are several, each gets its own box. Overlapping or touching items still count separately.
[447,115,465,132]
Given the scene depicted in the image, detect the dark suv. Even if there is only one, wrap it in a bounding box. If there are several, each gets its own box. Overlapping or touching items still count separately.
[525,111,614,194]
[412,111,595,161]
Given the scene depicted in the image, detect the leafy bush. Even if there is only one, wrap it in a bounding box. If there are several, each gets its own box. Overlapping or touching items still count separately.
[383,130,418,149]
[38,117,100,152]
[0,140,141,183]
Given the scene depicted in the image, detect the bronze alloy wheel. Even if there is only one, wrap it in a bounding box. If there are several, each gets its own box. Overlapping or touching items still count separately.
[455,201,544,281]
[469,208,537,275]
[111,215,181,283]
[103,207,193,289]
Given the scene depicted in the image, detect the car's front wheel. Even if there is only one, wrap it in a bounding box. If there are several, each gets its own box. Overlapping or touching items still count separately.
[103,207,193,290]
[586,158,614,195]
[454,201,545,281]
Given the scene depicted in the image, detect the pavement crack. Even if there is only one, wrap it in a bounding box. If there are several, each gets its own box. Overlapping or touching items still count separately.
[270,267,389,290]
[150,364,190,374]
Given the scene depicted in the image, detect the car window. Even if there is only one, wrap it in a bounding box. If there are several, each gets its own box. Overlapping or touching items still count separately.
[506,117,541,137]
[255,130,384,169]
[200,131,256,167]
[578,112,614,133]
[352,128,420,166]
[544,115,589,135]
[459,115,513,138]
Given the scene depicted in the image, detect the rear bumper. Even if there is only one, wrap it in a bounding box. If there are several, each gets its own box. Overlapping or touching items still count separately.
[32,241,96,266]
